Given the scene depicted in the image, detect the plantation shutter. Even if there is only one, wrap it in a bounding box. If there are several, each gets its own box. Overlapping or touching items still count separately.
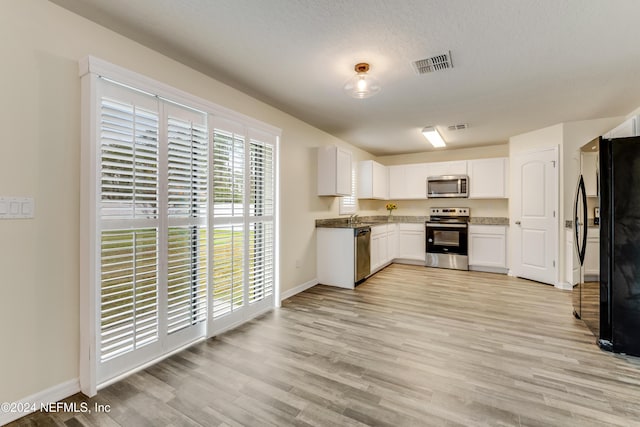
[81,59,280,393]
[98,82,161,367]
[95,81,209,383]
[210,119,277,332]
[248,132,276,304]
[165,104,208,336]
[211,118,246,320]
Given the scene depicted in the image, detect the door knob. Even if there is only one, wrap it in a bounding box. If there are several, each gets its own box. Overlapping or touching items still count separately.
[515,221,521,225]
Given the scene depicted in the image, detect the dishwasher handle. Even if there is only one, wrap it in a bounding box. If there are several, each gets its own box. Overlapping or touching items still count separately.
[355,227,371,236]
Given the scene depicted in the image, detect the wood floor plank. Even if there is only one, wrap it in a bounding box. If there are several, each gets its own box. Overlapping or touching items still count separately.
[9,264,640,426]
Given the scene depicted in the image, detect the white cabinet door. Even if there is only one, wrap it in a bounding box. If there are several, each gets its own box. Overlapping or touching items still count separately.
[387,224,398,261]
[468,158,508,199]
[317,145,352,196]
[565,228,580,286]
[468,225,507,271]
[358,160,388,199]
[396,223,425,261]
[603,117,636,139]
[584,228,599,278]
[581,152,598,197]
[370,233,382,272]
[428,160,467,176]
[373,161,389,199]
[388,164,429,199]
[388,165,406,199]
[405,163,429,199]
[335,147,352,196]
[371,224,389,272]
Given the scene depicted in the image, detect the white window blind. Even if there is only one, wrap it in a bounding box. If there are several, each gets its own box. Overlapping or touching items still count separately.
[339,162,357,215]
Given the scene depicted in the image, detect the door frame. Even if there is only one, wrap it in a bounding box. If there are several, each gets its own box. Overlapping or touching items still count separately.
[509,145,561,287]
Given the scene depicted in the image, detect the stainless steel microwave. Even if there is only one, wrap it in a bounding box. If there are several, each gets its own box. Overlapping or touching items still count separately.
[427,175,469,198]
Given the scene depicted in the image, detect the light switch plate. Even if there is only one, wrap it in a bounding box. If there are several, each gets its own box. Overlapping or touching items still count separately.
[0,196,35,219]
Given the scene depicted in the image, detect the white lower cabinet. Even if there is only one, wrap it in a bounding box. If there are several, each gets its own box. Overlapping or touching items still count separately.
[468,225,507,273]
[396,223,426,263]
[317,228,356,289]
[317,223,425,289]
[371,224,397,273]
[584,228,599,279]
[565,229,579,286]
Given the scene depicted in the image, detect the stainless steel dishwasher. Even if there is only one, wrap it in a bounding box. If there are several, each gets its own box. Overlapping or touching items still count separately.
[354,226,371,284]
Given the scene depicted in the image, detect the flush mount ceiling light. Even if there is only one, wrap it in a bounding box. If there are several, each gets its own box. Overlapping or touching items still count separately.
[422,126,446,148]
[343,63,381,99]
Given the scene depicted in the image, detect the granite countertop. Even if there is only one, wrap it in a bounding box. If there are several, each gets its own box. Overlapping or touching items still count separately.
[565,219,599,229]
[315,215,427,228]
[468,217,509,226]
[316,215,508,228]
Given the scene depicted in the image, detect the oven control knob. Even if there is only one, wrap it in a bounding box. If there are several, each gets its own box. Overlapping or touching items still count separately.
[444,248,448,251]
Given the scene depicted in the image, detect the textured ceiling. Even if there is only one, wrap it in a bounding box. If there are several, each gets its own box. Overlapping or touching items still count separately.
[50,0,640,155]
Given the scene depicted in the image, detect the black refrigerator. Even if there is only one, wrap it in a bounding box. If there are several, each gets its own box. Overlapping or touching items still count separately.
[573,135,640,356]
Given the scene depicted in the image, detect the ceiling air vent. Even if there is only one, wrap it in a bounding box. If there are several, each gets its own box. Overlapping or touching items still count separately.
[412,51,453,74]
[447,124,468,131]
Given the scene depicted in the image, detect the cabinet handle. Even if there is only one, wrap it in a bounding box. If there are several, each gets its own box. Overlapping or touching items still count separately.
[515,220,521,225]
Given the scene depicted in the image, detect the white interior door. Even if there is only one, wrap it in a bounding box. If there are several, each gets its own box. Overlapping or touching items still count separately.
[511,147,558,285]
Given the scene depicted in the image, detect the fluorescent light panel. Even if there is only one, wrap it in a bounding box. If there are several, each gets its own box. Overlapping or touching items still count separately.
[421,126,446,147]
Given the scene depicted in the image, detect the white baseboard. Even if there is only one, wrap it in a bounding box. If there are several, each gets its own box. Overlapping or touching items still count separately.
[280,278,318,301]
[0,378,80,426]
[555,281,574,290]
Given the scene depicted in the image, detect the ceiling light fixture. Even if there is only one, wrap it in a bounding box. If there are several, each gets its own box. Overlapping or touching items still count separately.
[343,63,380,99]
[422,126,446,148]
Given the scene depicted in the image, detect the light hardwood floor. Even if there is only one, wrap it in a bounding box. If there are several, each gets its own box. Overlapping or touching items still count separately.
[11,264,640,426]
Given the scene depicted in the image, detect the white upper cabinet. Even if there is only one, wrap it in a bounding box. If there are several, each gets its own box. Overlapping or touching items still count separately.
[603,116,637,139]
[358,160,388,199]
[427,160,467,177]
[317,145,352,196]
[388,163,429,199]
[581,152,598,197]
[468,157,509,199]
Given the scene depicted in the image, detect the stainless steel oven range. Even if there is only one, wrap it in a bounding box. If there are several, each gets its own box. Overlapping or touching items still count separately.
[425,207,469,271]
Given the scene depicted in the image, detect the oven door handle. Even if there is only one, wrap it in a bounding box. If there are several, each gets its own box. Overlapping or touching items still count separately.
[426,223,468,229]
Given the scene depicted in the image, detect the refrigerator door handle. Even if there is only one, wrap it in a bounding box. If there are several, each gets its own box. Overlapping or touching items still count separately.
[574,175,587,265]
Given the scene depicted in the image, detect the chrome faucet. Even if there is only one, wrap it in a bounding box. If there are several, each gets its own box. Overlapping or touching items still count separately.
[349,214,359,224]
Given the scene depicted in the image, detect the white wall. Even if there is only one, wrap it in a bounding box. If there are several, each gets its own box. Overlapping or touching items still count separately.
[0,1,376,404]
